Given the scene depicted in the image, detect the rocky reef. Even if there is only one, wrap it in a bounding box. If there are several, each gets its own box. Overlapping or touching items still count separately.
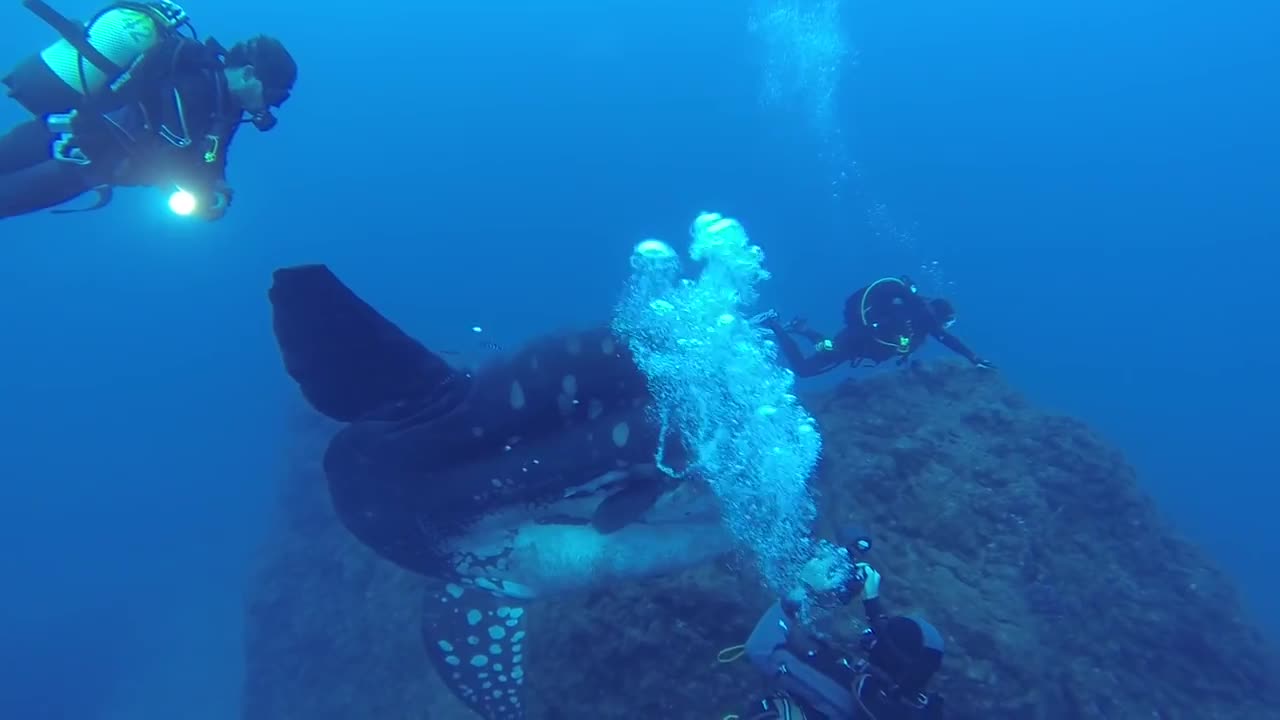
[242,362,1279,719]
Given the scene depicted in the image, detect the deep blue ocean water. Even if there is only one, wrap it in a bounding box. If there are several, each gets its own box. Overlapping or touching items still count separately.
[1,1,1275,717]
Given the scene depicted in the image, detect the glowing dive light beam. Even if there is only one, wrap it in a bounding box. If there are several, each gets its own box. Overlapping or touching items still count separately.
[168,189,197,216]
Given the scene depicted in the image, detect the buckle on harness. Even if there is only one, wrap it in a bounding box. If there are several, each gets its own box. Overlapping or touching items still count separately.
[47,111,91,165]
[46,111,76,134]
[52,135,90,165]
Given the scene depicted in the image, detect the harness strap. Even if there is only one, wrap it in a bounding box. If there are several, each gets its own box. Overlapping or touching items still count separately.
[21,0,127,78]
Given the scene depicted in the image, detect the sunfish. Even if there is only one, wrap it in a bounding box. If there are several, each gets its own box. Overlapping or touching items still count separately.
[267,264,732,719]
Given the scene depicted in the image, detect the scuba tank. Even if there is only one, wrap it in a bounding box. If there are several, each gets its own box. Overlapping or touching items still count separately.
[3,0,192,117]
[845,277,921,355]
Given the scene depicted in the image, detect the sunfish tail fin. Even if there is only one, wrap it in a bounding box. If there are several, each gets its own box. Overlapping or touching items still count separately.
[422,583,529,720]
[267,264,467,422]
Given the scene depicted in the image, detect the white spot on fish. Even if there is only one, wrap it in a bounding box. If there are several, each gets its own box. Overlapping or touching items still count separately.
[438,640,455,652]
[612,422,630,447]
[499,674,508,682]
[512,654,522,664]
[509,608,525,619]
[489,643,502,655]
[497,606,510,618]
[468,635,479,645]
[467,609,482,625]
[489,626,506,640]
[445,655,460,666]
[505,619,518,627]
[470,655,488,667]
[482,681,492,690]
[511,667,525,679]
[509,381,526,410]
[493,662,504,671]
[557,392,575,416]
[512,644,522,654]
[445,584,464,599]
[512,631,526,643]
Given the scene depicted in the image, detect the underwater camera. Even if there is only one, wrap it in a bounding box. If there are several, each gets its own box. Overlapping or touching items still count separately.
[837,530,874,604]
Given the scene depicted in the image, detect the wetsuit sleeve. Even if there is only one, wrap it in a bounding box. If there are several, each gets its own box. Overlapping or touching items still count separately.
[771,325,847,377]
[793,326,825,344]
[931,330,979,364]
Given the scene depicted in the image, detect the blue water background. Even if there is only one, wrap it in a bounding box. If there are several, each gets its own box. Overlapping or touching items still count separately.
[1,1,1275,717]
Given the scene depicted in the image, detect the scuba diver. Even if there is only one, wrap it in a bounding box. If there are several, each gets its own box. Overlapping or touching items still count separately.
[1,0,297,222]
[759,276,995,377]
[737,540,947,720]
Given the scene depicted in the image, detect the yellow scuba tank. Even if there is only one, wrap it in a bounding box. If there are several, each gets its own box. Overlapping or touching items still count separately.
[3,0,189,117]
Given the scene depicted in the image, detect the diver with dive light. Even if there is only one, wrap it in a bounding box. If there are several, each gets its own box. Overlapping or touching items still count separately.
[0,0,296,222]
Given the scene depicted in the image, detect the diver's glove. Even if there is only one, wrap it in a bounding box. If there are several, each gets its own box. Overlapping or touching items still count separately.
[973,358,997,370]
[199,184,233,221]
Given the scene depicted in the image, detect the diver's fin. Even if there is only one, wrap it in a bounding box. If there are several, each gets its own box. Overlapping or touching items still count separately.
[592,472,666,534]
[422,582,529,720]
[267,264,469,422]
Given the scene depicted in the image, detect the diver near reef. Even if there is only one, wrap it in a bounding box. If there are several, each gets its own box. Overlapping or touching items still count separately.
[733,535,947,720]
[759,276,994,377]
[1,0,297,221]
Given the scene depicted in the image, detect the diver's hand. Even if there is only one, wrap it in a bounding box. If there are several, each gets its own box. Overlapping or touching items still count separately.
[856,562,881,599]
[199,185,233,221]
[749,309,781,329]
[973,358,997,370]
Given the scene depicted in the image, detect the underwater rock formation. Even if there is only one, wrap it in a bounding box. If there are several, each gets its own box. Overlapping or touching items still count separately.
[242,361,1278,720]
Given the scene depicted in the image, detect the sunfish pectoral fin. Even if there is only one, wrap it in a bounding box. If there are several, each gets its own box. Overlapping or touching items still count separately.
[267,264,467,423]
[421,581,529,720]
[591,469,668,534]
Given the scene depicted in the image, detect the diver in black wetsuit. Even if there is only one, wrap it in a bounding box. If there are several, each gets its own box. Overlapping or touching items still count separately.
[740,556,947,720]
[760,276,994,377]
[1,0,297,221]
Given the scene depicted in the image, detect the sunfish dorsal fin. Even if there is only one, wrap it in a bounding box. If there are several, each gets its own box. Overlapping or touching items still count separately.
[268,264,469,422]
